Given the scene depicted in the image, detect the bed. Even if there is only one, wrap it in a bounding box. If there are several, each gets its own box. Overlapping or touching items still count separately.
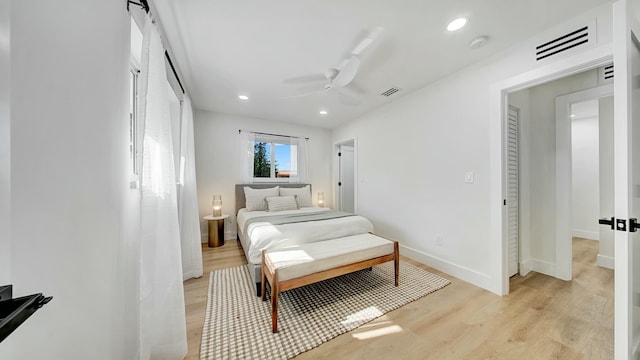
[235,183,374,295]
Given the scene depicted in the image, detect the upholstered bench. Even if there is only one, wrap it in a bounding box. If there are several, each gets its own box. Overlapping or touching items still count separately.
[261,232,399,333]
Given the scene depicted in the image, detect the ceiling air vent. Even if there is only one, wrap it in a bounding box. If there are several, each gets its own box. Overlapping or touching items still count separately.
[380,87,401,97]
[535,22,594,62]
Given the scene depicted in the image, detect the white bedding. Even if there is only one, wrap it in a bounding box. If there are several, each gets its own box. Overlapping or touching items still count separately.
[237,207,374,264]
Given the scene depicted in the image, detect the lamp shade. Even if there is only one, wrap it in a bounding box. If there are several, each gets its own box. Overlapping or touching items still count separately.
[212,195,223,216]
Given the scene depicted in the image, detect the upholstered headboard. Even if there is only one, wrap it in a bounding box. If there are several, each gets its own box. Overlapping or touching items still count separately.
[235,183,311,215]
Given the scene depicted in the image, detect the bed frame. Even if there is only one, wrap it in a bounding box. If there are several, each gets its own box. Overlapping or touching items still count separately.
[234,183,311,296]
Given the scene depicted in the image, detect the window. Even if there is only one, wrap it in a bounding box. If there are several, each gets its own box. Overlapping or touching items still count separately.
[129,67,139,175]
[253,137,297,180]
[129,18,143,176]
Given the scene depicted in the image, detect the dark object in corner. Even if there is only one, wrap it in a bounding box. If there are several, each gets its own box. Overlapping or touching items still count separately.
[0,285,52,343]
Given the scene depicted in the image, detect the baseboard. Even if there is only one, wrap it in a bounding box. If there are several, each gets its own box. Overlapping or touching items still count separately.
[520,258,556,278]
[572,229,599,241]
[399,244,493,292]
[201,232,237,243]
[182,270,203,281]
[596,254,614,269]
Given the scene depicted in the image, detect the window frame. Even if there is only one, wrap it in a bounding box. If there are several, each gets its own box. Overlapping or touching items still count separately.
[129,65,140,176]
[251,136,297,183]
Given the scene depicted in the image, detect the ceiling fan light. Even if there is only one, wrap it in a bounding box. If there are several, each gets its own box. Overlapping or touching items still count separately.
[447,17,468,32]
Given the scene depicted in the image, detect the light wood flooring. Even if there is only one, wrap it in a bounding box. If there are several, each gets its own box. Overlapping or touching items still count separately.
[183,237,613,359]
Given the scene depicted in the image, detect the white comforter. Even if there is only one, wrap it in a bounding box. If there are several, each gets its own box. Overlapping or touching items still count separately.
[237,207,374,264]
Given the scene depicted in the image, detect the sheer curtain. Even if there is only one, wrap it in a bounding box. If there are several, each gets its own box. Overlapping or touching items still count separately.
[138,14,187,360]
[178,96,203,281]
[290,136,308,183]
[239,130,255,182]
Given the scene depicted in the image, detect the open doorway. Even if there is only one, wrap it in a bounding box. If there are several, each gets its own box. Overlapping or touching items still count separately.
[335,139,356,213]
[506,68,614,285]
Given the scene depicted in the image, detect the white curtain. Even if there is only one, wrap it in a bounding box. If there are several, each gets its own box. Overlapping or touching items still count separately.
[292,137,308,183]
[178,96,203,281]
[239,130,255,182]
[138,14,187,360]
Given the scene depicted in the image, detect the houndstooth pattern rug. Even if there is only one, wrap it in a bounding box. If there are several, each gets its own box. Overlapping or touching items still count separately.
[200,261,450,360]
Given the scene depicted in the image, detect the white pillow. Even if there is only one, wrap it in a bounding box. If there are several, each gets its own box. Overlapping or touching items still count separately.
[244,186,279,211]
[265,196,299,212]
[280,185,313,207]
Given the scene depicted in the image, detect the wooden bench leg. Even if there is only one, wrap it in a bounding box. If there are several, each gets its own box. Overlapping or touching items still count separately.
[261,251,267,301]
[394,241,399,287]
[271,271,279,333]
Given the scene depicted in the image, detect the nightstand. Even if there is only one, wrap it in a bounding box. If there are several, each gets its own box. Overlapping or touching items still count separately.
[203,214,229,247]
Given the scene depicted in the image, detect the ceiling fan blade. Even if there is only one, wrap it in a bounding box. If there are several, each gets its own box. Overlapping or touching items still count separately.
[334,56,360,87]
[280,88,326,99]
[351,26,384,56]
[282,73,326,85]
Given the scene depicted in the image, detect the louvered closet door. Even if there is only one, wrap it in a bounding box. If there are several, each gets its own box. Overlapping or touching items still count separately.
[507,106,519,277]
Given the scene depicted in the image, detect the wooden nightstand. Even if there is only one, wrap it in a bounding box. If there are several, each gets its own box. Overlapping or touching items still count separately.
[203,214,229,247]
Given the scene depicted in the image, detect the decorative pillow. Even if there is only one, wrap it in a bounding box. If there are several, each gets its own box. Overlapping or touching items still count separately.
[244,186,279,211]
[279,185,313,207]
[265,195,299,212]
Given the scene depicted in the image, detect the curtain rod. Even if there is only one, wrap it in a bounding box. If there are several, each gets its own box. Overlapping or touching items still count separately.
[127,0,186,95]
[239,129,309,141]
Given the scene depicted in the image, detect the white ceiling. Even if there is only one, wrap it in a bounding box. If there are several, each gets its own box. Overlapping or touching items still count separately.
[152,0,610,129]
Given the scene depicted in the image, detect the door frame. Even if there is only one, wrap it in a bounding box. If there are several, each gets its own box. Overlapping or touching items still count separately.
[489,44,613,295]
[333,137,357,213]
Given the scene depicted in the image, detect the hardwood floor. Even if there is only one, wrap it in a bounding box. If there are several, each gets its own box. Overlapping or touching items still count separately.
[183,237,613,359]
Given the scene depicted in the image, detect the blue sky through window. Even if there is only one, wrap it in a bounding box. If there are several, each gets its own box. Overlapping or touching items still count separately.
[275,143,290,170]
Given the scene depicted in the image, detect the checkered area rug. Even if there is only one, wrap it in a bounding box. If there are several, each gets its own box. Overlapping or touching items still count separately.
[200,261,450,359]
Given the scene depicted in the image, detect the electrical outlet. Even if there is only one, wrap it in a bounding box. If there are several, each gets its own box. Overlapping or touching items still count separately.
[465,171,474,183]
[435,234,443,247]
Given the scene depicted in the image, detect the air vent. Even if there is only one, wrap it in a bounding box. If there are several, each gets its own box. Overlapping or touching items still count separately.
[535,22,594,61]
[600,64,614,82]
[380,87,401,97]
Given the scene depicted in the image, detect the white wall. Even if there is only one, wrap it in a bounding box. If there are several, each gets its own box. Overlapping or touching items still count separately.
[0,0,10,287]
[571,104,600,240]
[332,4,612,292]
[598,95,615,268]
[194,111,332,241]
[4,2,134,358]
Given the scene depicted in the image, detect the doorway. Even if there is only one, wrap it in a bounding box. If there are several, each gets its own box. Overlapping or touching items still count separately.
[336,139,355,213]
[506,68,613,285]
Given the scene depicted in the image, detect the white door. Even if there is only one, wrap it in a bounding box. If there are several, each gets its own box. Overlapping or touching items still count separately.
[339,145,355,213]
[506,106,519,277]
[613,0,640,357]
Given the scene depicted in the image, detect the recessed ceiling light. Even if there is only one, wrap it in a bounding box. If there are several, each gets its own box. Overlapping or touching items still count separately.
[319,110,328,115]
[238,95,249,100]
[447,17,468,32]
[570,114,576,118]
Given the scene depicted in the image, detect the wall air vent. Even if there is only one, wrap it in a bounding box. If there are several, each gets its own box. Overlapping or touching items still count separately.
[599,63,614,84]
[535,22,595,62]
[380,87,401,97]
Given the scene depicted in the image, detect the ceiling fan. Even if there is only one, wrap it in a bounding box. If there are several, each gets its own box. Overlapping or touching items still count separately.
[281,27,384,100]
